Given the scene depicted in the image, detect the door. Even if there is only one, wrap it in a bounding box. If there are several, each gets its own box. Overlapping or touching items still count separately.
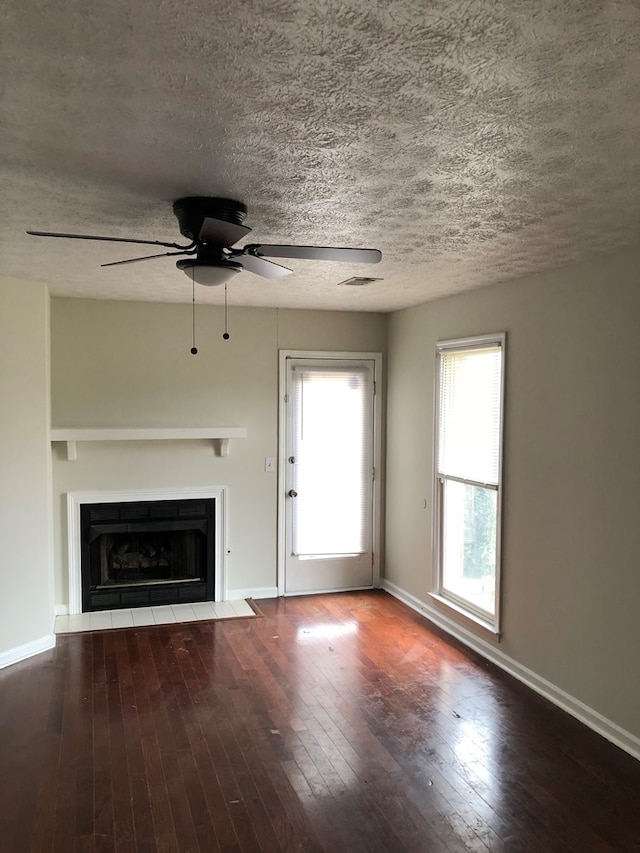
[282,355,378,594]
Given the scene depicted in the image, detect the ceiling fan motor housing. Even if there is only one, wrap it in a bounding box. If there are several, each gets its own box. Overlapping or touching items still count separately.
[172,197,247,243]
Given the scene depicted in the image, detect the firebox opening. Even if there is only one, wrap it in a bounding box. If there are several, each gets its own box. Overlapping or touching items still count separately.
[91,528,206,588]
[81,499,215,612]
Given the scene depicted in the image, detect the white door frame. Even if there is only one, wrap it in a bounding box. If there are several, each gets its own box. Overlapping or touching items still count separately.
[277,350,383,596]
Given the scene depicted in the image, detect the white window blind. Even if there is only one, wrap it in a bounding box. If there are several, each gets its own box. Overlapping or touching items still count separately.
[290,364,371,556]
[438,345,502,485]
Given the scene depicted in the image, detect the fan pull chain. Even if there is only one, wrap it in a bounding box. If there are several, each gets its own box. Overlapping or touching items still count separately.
[190,269,198,355]
[223,282,230,340]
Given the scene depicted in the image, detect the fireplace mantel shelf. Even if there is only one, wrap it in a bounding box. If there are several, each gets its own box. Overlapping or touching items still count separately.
[51,427,247,460]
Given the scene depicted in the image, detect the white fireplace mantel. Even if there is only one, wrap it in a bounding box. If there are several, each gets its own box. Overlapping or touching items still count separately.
[50,427,247,460]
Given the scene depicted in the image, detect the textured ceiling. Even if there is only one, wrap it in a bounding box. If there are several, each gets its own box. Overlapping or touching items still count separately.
[2,0,640,311]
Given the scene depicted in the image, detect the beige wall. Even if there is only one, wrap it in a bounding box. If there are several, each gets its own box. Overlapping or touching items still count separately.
[10,255,639,744]
[51,299,386,604]
[385,248,640,738]
[0,278,53,654]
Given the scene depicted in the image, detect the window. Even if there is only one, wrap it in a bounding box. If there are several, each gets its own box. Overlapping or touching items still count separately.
[434,335,505,630]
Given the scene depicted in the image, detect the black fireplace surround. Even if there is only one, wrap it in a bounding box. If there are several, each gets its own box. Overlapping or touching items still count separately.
[81,498,215,612]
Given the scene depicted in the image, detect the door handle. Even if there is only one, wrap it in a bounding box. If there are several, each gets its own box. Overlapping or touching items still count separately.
[288,489,298,498]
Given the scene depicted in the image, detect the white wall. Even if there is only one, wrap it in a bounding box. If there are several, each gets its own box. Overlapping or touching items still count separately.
[0,277,54,658]
[50,299,386,604]
[385,248,640,741]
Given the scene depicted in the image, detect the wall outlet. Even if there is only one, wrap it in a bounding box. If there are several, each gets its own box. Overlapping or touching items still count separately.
[265,457,276,473]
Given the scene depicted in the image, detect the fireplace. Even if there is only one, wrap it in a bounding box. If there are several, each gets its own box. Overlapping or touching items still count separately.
[80,498,215,612]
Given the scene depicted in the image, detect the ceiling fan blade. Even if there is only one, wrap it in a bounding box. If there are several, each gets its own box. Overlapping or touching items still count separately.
[247,244,382,264]
[101,250,192,267]
[234,252,293,279]
[198,217,251,247]
[27,230,193,250]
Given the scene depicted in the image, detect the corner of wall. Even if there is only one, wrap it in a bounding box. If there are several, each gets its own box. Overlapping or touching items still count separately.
[0,634,56,671]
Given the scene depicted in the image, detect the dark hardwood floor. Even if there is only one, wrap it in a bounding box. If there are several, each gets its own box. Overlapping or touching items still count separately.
[1,591,639,852]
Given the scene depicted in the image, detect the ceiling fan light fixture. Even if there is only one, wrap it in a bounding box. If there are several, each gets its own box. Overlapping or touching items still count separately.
[176,259,242,286]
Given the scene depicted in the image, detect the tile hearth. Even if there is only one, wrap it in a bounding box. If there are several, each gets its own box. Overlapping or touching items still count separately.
[55,599,256,634]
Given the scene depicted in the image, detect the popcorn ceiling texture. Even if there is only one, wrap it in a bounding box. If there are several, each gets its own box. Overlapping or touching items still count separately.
[2,0,640,311]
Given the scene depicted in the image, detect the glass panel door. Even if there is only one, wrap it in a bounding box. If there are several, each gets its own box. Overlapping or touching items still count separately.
[285,358,375,594]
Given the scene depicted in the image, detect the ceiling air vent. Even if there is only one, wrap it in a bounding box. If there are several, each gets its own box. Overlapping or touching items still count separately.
[337,276,383,287]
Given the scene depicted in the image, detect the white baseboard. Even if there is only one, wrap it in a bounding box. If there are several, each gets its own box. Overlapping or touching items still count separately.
[0,633,56,670]
[226,586,279,601]
[55,604,68,616]
[382,579,640,762]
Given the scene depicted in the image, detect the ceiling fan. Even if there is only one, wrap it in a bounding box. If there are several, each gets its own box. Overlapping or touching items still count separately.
[27,196,382,287]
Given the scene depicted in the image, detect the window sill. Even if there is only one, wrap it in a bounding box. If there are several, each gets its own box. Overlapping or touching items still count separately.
[428,593,501,639]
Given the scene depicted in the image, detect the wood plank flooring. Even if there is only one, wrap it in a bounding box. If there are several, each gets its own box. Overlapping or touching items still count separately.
[1,590,639,852]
